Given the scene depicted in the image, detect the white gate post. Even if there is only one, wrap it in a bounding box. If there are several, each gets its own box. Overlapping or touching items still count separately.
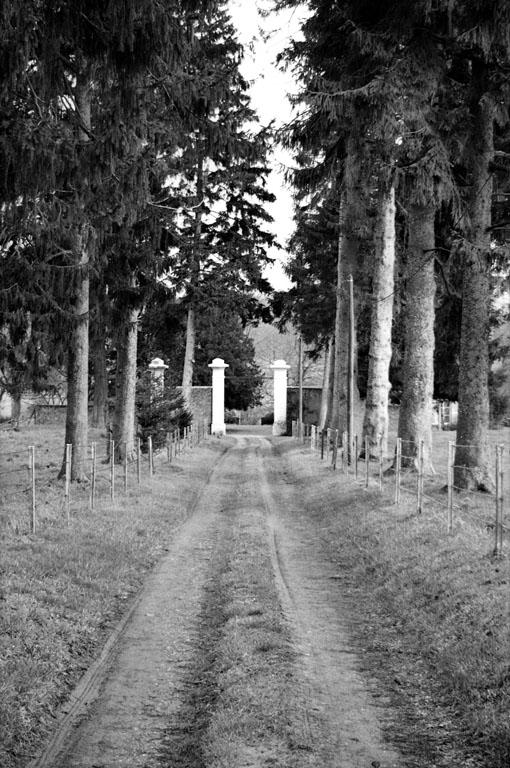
[270,359,290,436]
[208,358,228,435]
[148,357,168,396]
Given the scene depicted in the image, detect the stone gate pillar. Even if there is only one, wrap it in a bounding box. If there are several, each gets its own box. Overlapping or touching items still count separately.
[208,357,228,435]
[270,359,290,436]
[148,357,168,396]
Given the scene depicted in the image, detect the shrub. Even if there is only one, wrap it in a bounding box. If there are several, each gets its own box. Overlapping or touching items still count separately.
[135,372,192,451]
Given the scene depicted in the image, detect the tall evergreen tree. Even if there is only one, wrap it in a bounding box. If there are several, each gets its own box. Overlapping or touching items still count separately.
[165,5,275,406]
[0,1,216,477]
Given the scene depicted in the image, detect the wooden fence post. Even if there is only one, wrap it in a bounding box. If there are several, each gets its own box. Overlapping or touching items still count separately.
[447,441,454,533]
[110,439,115,501]
[137,438,141,485]
[148,436,153,478]
[332,429,338,469]
[499,445,505,555]
[494,445,504,556]
[90,442,97,510]
[365,435,370,489]
[417,439,424,513]
[65,443,72,524]
[29,446,36,533]
[321,430,325,460]
[379,438,383,491]
[354,434,359,480]
[395,438,402,504]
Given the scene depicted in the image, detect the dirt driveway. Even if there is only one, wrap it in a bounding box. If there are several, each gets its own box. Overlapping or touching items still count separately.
[32,431,403,768]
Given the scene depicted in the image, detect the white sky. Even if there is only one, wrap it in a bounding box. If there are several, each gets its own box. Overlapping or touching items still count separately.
[228,0,306,292]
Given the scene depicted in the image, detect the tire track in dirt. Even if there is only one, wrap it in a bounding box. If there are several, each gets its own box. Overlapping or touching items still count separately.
[256,436,403,768]
[30,440,236,768]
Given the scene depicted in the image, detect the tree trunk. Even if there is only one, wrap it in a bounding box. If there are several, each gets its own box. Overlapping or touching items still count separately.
[59,74,92,482]
[181,153,205,410]
[330,192,361,436]
[181,304,196,408]
[397,204,436,473]
[60,229,91,481]
[112,305,140,462]
[362,185,396,458]
[91,336,108,428]
[319,338,333,431]
[454,89,494,491]
[11,389,21,425]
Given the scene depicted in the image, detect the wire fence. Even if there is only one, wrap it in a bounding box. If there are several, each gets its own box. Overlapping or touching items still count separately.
[292,420,508,557]
[0,420,210,535]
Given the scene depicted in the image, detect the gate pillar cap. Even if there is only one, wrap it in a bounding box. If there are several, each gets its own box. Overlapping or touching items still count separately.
[149,357,168,370]
[270,359,290,370]
[208,358,229,369]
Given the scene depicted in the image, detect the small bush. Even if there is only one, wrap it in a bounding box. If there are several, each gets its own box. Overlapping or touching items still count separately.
[136,372,192,451]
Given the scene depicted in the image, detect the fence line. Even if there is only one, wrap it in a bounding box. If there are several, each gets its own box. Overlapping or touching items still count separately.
[292,420,507,557]
[1,420,210,535]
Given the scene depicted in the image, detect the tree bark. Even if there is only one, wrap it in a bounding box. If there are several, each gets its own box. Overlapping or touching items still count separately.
[362,185,396,458]
[181,304,196,408]
[330,187,361,436]
[454,88,494,491]
[112,305,140,462]
[397,204,436,473]
[11,389,21,424]
[181,153,205,409]
[91,336,108,428]
[60,229,91,481]
[319,338,333,431]
[59,74,92,481]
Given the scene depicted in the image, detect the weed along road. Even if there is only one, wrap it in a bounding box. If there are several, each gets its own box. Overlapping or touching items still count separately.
[35,431,403,768]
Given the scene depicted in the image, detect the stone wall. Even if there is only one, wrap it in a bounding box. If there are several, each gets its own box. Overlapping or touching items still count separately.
[176,386,212,425]
[286,386,323,434]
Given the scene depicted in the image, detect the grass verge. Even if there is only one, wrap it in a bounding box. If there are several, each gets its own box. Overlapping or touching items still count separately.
[0,425,221,768]
[278,440,510,768]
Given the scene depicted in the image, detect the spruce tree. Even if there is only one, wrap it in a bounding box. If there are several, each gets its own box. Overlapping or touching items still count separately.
[167,5,275,407]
